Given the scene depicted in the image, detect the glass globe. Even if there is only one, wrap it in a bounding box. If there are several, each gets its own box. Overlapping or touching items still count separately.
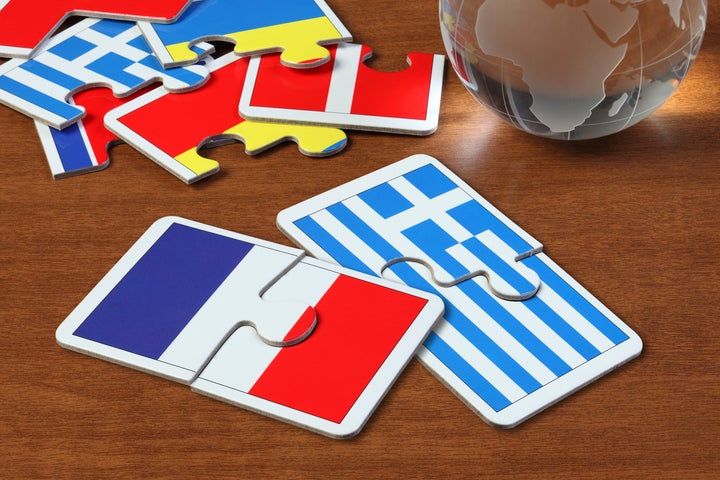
[440,0,708,140]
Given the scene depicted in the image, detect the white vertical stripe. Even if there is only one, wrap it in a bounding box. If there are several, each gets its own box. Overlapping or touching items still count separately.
[159,246,305,372]
[324,43,361,114]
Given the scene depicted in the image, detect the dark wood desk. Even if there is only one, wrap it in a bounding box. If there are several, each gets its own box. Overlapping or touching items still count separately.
[1,2,718,478]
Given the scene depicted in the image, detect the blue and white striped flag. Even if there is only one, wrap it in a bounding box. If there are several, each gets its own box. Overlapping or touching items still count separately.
[277,154,642,427]
[0,18,209,129]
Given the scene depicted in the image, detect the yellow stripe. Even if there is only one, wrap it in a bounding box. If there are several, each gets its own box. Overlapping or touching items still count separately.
[174,149,219,176]
[168,17,342,65]
[226,121,346,156]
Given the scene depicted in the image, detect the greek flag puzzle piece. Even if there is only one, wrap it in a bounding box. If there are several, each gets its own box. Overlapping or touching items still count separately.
[56,216,444,438]
[105,53,348,184]
[138,0,352,68]
[0,18,210,130]
[240,43,445,136]
[0,0,194,58]
[276,154,643,428]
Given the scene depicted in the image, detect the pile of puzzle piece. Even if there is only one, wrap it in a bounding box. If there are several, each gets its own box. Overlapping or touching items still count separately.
[0,0,444,182]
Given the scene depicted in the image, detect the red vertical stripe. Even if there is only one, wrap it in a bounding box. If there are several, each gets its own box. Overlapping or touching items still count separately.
[249,274,428,423]
[351,47,434,120]
[249,48,337,112]
[117,57,249,158]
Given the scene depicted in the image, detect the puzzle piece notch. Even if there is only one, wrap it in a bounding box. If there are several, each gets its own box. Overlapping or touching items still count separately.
[138,0,352,68]
[380,230,543,302]
[0,0,194,58]
[0,18,210,130]
[105,53,347,184]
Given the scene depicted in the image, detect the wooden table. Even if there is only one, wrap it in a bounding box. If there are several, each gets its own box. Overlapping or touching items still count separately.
[1,2,718,478]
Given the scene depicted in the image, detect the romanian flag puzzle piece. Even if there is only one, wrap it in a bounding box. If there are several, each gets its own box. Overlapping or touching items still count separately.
[0,0,194,58]
[0,18,210,129]
[138,0,352,68]
[105,53,348,184]
[56,216,444,438]
[240,43,445,136]
[276,154,643,428]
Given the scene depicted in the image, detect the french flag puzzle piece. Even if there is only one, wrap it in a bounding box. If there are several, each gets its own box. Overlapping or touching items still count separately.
[56,217,443,438]
[0,18,209,129]
[0,0,193,58]
[240,43,445,135]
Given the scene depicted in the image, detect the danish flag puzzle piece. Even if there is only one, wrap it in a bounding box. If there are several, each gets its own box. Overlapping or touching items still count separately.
[105,53,347,184]
[0,18,209,129]
[138,0,352,68]
[0,0,194,58]
[34,87,152,179]
[56,216,444,438]
[240,43,445,135]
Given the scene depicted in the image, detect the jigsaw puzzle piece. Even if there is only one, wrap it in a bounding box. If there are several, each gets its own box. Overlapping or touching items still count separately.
[277,154,643,428]
[34,86,152,178]
[138,0,352,68]
[240,43,445,135]
[0,18,210,129]
[105,53,347,184]
[0,0,194,58]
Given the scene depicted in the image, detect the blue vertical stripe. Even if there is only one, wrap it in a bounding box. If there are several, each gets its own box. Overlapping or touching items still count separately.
[49,123,94,172]
[74,223,254,359]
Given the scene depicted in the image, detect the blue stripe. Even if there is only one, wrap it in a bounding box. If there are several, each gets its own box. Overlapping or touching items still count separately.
[0,76,82,122]
[461,235,537,296]
[359,182,413,219]
[403,163,458,198]
[327,203,403,261]
[448,200,535,255]
[22,60,85,90]
[87,53,144,87]
[46,35,96,61]
[424,332,512,411]
[293,216,374,276]
[523,255,630,345]
[150,0,326,45]
[49,123,95,172]
[74,223,254,359]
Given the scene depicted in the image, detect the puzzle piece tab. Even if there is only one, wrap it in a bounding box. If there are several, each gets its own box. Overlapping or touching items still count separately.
[105,53,347,184]
[277,154,643,428]
[56,216,445,438]
[0,0,193,58]
[240,43,445,135]
[0,18,209,129]
[138,0,352,68]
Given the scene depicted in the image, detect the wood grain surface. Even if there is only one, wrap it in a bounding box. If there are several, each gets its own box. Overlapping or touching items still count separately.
[1,2,718,479]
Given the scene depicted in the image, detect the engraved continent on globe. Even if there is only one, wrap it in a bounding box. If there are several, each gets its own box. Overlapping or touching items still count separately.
[440,0,708,140]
